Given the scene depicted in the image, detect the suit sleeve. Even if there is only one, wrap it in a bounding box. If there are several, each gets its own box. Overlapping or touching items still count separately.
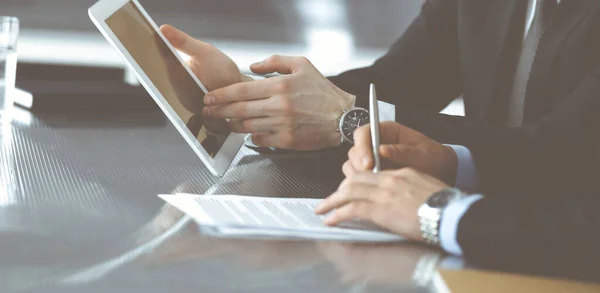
[456,193,600,282]
[395,63,600,196]
[328,0,600,195]
[344,55,600,195]
[329,0,462,112]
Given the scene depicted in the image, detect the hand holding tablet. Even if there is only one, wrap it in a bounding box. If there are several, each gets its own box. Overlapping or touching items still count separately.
[88,0,385,178]
[89,0,245,176]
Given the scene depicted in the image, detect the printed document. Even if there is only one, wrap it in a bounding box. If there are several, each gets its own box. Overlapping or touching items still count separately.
[158,194,404,242]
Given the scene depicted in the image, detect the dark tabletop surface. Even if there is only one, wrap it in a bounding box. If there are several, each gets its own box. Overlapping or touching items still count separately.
[0,107,454,293]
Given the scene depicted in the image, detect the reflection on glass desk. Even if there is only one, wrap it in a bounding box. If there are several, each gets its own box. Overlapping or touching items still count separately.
[0,110,449,292]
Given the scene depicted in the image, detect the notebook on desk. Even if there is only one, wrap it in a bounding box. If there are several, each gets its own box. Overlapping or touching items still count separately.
[159,193,405,242]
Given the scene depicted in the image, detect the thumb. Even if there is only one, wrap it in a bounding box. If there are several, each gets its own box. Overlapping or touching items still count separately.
[160,24,212,58]
[250,55,303,75]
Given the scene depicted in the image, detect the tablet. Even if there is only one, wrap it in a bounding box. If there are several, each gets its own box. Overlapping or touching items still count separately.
[88,0,245,177]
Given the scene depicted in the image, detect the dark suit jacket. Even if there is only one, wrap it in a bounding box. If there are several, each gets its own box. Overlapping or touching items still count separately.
[330,0,600,279]
[458,191,600,282]
[330,0,600,196]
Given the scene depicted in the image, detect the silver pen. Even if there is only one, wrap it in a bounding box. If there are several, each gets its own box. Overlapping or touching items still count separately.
[369,83,381,173]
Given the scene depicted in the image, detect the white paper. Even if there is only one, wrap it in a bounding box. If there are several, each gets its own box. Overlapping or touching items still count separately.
[158,194,404,242]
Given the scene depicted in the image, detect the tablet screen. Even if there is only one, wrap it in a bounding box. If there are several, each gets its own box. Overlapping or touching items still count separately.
[106,1,230,158]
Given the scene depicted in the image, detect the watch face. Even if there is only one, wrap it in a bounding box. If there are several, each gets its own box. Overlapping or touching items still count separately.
[427,189,462,208]
[341,109,370,142]
[428,194,451,208]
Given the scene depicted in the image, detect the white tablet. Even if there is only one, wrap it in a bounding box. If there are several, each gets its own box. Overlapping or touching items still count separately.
[88,0,245,177]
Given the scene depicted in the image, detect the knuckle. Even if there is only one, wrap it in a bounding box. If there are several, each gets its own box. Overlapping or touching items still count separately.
[187,59,198,71]
[342,162,354,176]
[267,54,280,64]
[237,83,249,100]
[280,118,294,131]
[241,120,254,132]
[387,145,399,157]
[399,167,417,177]
[395,168,408,177]
[383,176,398,188]
[346,203,359,215]
[279,97,295,115]
[355,126,369,136]
[383,188,397,199]
[390,173,405,182]
[348,146,356,157]
[275,78,292,94]
[263,97,280,113]
[339,180,355,191]
[348,147,360,161]
[252,134,268,147]
[234,103,247,117]
[296,56,310,66]
[280,132,295,148]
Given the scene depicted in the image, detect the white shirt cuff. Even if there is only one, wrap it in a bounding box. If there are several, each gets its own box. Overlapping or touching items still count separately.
[378,101,395,122]
[446,145,479,191]
[439,194,484,256]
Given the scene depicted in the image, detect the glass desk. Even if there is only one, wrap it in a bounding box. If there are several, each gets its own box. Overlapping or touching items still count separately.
[0,109,453,293]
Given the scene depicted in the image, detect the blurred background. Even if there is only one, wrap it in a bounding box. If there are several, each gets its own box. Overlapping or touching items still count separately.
[2,0,463,114]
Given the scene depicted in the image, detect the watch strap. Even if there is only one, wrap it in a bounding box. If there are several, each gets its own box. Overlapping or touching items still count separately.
[418,188,464,246]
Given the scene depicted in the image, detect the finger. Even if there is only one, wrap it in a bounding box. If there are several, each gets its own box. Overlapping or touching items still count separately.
[315,183,376,215]
[379,144,415,166]
[229,117,279,133]
[204,98,274,119]
[352,125,373,155]
[348,144,373,171]
[379,122,424,145]
[353,122,424,167]
[360,122,420,145]
[344,170,401,187]
[324,201,374,227]
[250,132,272,147]
[250,55,309,75]
[251,132,293,149]
[160,25,212,58]
[342,160,357,178]
[352,125,389,171]
[205,78,282,106]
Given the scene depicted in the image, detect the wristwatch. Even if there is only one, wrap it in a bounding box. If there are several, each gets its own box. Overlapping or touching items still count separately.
[417,188,465,246]
[337,107,369,144]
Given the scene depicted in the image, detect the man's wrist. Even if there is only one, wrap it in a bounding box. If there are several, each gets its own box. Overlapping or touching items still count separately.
[330,132,343,147]
[329,93,357,147]
[344,92,356,109]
